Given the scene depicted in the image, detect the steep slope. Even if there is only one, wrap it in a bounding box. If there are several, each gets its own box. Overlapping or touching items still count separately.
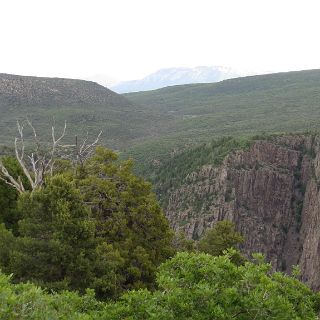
[123,69,320,174]
[0,73,172,149]
[111,66,242,93]
[151,134,320,290]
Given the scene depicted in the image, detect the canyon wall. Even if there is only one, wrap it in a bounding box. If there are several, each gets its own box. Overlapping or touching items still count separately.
[165,135,320,289]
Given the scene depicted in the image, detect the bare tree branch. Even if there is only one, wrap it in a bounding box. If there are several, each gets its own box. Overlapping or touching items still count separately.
[0,159,25,193]
[14,124,36,189]
[77,130,102,164]
[0,120,102,193]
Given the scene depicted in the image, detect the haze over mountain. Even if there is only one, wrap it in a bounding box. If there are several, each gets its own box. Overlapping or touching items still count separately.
[111,66,247,93]
[84,74,119,87]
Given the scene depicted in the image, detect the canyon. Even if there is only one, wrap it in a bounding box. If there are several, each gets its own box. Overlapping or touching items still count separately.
[164,135,320,289]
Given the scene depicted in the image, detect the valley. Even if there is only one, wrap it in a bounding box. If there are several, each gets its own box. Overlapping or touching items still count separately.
[1,69,320,294]
[3,1,320,317]
[123,69,320,176]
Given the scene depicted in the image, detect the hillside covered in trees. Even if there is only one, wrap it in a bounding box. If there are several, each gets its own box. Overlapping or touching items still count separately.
[3,69,320,165]
[2,70,320,318]
[123,69,320,173]
[0,73,172,150]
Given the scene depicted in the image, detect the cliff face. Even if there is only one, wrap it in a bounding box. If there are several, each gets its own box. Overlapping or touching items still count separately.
[165,135,320,289]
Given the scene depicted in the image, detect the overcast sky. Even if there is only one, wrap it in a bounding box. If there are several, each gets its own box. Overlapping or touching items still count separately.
[1,0,320,83]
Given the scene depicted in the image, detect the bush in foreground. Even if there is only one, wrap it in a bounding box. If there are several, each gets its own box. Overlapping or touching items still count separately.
[0,272,101,319]
[104,251,319,319]
[1,251,319,319]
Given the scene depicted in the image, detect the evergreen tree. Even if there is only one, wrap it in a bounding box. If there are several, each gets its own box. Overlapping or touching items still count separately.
[1,147,174,299]
[198,220,244,256]
[79,147,174,294]
[197,220,245,264]
[10,175,97,292]
[0,156,29,234]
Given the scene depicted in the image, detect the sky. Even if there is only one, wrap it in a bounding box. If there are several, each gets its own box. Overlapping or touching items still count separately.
[1,0,320,83]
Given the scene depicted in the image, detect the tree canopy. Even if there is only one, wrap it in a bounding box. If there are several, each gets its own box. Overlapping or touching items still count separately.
[0,147,174,299]
[102,251,320,319]
[1,251,319,319]
[0,156,30,234]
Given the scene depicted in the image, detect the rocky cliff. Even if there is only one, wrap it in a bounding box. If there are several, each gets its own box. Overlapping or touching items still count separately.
[164,135,320,289]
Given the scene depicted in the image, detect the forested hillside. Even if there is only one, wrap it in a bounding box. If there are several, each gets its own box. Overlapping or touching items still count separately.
[3,142,317,319]
[123,69,320,175]
[2,69,320,168]
[3,0,320,317]
[0,73,172,150]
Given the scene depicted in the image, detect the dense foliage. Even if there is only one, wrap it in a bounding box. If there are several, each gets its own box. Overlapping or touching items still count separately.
[0,271,101,319]
[105,252,320,319]
[0,156,30,234]
[172,220,244,258]
[1,252,319,319]
[1,141,320,318]
[198,221,244,255]
[0,147,174,299]
[197,220,245,264]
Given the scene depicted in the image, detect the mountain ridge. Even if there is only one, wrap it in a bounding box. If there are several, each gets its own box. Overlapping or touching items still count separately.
[111,66,244,93]
[0,72,168,149]
[123,68,320,178]
[0,72,129,107]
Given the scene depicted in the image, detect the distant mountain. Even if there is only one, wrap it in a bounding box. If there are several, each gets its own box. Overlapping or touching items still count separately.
[111,66,245,93]
[0,73,168,150]
[0,73,127,107]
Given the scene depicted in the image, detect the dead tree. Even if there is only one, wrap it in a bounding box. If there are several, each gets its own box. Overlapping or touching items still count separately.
[60,131,102,167]
[0,119,102,194]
